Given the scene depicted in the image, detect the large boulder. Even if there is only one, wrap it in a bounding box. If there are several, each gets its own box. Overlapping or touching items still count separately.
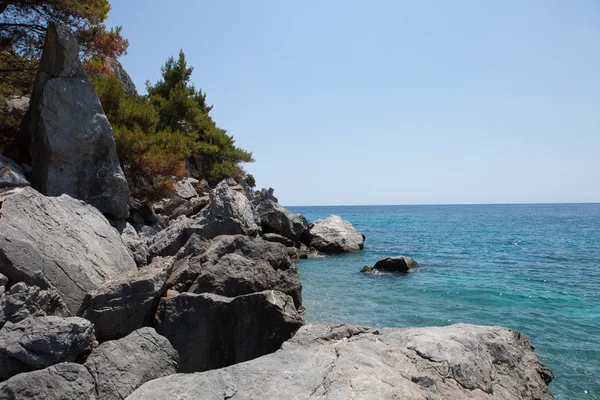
[0,154,29,188]
[373,255,419,272]
[174,177,199,199]
[254,188,308,243]
[0,362,96,400]
[0,187,137,314]
[18,22,130,218]
[0,316,95,381]
[308,215,365,253]
[168,235,302,308]
[79,257,171,341]
[84,327,178,400]
[153,290,303,373]
[148,216,205,258]
[129,323,554,400]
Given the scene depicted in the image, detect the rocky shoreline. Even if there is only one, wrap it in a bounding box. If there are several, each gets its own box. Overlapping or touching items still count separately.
[0,23,554,399]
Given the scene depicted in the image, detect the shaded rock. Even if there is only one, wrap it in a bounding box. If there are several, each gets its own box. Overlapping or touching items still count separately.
[79,257,171,341]
[1,282,70,330]
[298,243,322,259]
[308,215,365,253]
[196,179,211,195]
[360,265,374,273]
[262,232,295,248]
[153,290,303,373]
[0,273,6,295]
[0,187,137,314]
[84,327,178,400]
[373,255,419,272]
[153,195,187,219]
[132,203,157,225]
[174,177,199,199]
[0,362,96,400]
[20,23,130,218]
[148,216,205,258]
[0,154,29,188]
[114,220,149,267]
[173,233,210,261]
[129,322,554,400]
[169,235,302,308]
[254,192,308,243]
[0,316,95,381]
[107,57,137,96]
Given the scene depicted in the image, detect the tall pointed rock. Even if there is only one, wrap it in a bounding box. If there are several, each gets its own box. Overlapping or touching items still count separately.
[19,22,131,218]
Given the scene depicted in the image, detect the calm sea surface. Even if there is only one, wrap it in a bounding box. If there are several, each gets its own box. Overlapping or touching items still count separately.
[288,204,600,400]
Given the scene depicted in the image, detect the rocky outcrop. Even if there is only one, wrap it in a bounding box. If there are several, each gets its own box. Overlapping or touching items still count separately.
[254,188,308,243]
[79,258,171,341]
[18,22,130,218]
[0,316,95,381]
[84,327,178,400]
[262,232,296,247]
[148,216,205,258]
[0,187,137,313]
[129,322,554,400]
[308,215,365,253]
[0,282,70,329]
[373,255,419,272]
[0,154,29,188]
[174,177,199,199]
[114,220,149,267]
[153,290,303,373]
[0,362,96,400]
[168,235,302,307]
[107,57,137,96]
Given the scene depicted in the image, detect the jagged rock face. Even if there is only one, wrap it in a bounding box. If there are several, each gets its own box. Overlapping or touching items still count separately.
[0,316,95,381]
[0,154,29,188]
[0,362,96,399]
[114,220,149,267]
[174,177,199,199]
[79,257,171,341]
[128,323,554,400]
[0,187,137,314]
[167,235,302,308]
[107,57,137,96]
[373,255,419,272]
[153,290,303,373]
[308,215,365,253]
[84,327,178,400]
[254,194,309,243]
[20,22,130,218]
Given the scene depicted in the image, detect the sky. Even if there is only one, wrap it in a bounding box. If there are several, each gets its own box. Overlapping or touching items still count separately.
[107,1,600,206]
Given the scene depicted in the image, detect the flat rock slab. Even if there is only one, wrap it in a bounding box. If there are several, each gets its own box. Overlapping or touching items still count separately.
[0,187,137,314]
[128,322,554,400]
[309,215,365,253]
[84,327,178,400]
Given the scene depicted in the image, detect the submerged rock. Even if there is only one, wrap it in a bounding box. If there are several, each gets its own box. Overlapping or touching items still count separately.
[129,322,554,400]
[18,22,130,218]
[0,187,137,314]
[308,215,365,253]
[373,255,419,272]
[153,290,303,373]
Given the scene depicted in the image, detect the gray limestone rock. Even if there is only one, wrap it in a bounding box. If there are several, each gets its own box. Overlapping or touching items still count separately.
[308,215,365,253]
[84,327,178,400]
[79,257,171,341]
[262,232,296,248]
[128,323,554,400]
[373,255,419,272]
[254,189,308,243]
[19,22,130,218]
[0,316,95,381]
[153,290,303,373]
[148,216,205,258]
[0,362,96,400]
[174,177,199,199]
[107,57,137,96]
[0,154,29,188]
[114,220,149,267]
[0,187,137,314]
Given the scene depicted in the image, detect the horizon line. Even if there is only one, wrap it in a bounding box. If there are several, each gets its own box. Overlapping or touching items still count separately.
[285,201,600,208]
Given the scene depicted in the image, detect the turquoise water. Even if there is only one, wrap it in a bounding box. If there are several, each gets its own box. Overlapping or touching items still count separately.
[288,204,600,400]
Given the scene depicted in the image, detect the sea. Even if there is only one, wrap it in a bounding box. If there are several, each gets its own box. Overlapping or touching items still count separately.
[288,204,600,400]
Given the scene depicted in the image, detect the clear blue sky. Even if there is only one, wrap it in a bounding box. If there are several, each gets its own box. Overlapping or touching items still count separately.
[107,1,600,206]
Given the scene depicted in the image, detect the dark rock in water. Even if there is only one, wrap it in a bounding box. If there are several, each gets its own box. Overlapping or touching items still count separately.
[107,57,137,96]
[0,187,137,314]
[262,232,296,248]
[83,327,178,400]
[129,322,554,400]
[154,290,302,373]
[18,23,130,218]
[308,215,365,253]
[0,316,95,381]
[373,255,419,272]
[0,282,70,330]
[254,188,308,243]
[360,265,374,273]
[0,362,96,400]
[0,154,29,188]
[78,257,171,341]
[169,235,302,308]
